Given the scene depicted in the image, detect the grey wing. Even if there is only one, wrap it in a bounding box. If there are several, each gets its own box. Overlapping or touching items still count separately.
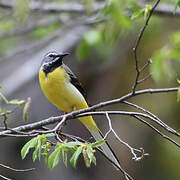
[62,63,87,100]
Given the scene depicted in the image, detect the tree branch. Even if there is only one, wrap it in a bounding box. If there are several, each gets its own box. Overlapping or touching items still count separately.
[0,163,35,172]
[0,87,178,137]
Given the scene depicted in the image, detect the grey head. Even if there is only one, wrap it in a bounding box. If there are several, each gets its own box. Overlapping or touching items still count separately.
[41,51,70,74]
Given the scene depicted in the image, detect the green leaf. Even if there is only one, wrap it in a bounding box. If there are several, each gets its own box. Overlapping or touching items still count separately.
[21,136,38,159]
[32,145,39,162]
[174,0,180,14]
[9,99,25,106]
[62,149,67,167]
[87,146,93,162]
[0,85,2,90]
[144,5,152,20]
[151,48,168,82]
[83,147,91,168]
[86,146,96,166]
[48,143,62,169]
[30,23,61,39]
[23,97,31,121]
[42,142,52,165]
[84,30,102,46]
[32,138,41,162]
[76,40,91,61]
[0,92,9,104]
[70,145,83,168]
[131,8,144,20]
[0,20,14,33]
[177,87,180,102]
[91,139,105,148]
[63,141,82,149]
[91,154,96,165]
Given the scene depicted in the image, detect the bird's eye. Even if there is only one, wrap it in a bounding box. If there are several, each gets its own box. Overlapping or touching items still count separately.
[49,54,54,58]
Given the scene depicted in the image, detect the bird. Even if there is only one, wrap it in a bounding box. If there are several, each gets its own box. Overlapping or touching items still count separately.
[39,51,121,169]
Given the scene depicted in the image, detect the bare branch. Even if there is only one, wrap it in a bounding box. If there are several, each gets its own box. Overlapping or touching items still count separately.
[137,74,152,84]
[133,115,180,148]
[122,101,180,137]
[0,174,12,180]
[0,163,35,172]
[0,87,178,137]
[132,0,161,93]
[104,113,141,160]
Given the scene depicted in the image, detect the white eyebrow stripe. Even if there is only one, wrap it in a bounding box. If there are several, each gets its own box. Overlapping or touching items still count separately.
[42,58,58,66]
[46,52,57,57]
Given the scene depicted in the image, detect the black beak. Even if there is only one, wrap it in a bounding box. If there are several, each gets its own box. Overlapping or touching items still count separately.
[56,52,70,58]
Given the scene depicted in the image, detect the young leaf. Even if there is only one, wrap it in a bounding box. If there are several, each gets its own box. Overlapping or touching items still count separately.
[86,145,96,166]
[177,87,180,102]
[42,142,52,165]
[91,154,96,166]
[144,5,152,20]
[91,139,105,148]
[21,136,38,159]
[0,92,9,104]
[62,148,67,167]
[131,8,144,20]
[76,40,91,61]
[174,0,180,14]
[9,99,25,106]
[23,97,31,121]
[32,146,39,162]
[87,146,94,162]
[84,30,102,46]
[83,147,91,168]
[63,141,82,151]
[32,138,41,162]
[70,146,83,168]
[48,143,62,169]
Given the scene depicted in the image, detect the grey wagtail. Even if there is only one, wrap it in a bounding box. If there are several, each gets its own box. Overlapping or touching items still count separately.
[39,52,121,169]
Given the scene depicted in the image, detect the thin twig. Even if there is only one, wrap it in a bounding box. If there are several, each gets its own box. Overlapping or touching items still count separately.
[139,58,152,72]
[137,74,152,84]
[0,163,35,172]
[132,0,161,93]
[0,174,12,180]
[122,101,180,137]
[105,113,141,160]
[133,115,180,148]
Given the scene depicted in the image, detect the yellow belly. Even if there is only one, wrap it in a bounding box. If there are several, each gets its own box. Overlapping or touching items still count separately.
[39,67,98,131]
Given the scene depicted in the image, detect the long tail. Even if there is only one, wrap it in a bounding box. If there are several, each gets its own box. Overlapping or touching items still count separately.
[77,105,121,169]
[89,129,122,170]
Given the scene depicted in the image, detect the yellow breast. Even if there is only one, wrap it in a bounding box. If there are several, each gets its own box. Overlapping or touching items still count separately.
[39,67,88,112]
[39,66,98,131]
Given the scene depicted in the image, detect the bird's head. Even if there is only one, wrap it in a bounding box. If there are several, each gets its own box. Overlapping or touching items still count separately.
[41,51,69,74]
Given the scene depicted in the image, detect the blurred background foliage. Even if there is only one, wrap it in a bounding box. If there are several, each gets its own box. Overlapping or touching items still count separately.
[0,0,180,180]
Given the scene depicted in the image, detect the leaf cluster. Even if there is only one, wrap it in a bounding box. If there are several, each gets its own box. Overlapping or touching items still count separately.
[0,86,24,106]
[76,0,137,61]
[21,134,105,169]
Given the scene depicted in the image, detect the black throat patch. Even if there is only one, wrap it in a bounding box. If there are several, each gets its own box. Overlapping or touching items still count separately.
[42,58,62,75]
